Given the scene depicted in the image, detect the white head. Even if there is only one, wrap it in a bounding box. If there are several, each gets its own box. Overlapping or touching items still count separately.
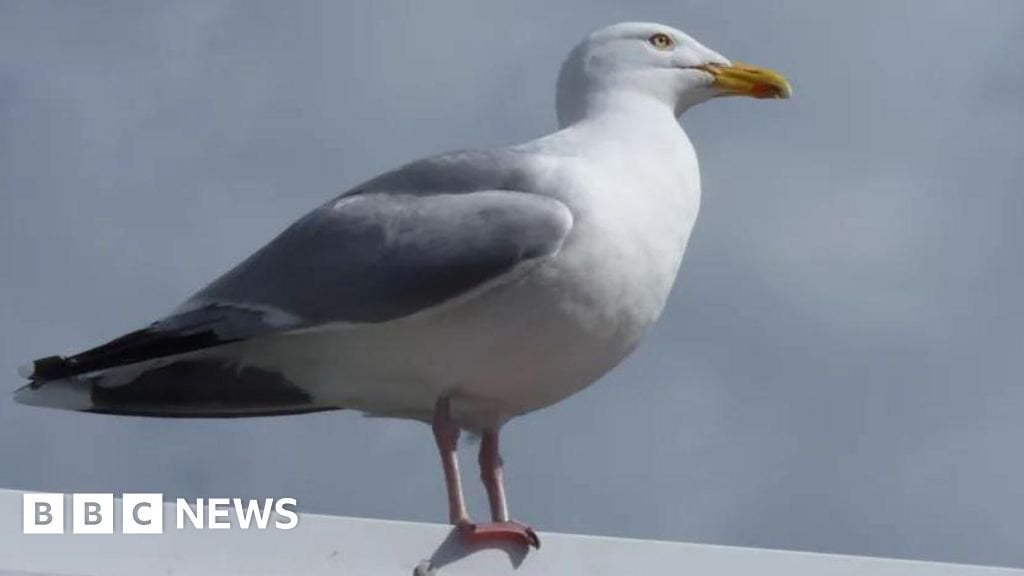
[557,22,791,126]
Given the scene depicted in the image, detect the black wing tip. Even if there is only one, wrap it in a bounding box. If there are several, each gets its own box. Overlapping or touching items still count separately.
[23,356,72,381]
[24,327,239,383]
[17,357,340,418]
[82,406,341,418]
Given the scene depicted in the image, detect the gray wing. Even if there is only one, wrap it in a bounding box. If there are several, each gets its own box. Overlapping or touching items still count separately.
[190,188,573,324]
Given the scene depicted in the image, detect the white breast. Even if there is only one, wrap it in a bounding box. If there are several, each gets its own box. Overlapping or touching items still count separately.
[536,114,702,343]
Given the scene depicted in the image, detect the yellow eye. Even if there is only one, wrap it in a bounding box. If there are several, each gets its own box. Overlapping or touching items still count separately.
[649,33,674,50]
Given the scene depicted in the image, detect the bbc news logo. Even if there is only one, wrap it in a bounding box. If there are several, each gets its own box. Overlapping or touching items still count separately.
[23,493,299,534]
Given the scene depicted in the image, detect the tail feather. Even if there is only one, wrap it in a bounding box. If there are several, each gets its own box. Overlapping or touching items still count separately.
[24,301,298,382]
[15,302,330,417]
[16,355,339,418]
[28,328,236,382]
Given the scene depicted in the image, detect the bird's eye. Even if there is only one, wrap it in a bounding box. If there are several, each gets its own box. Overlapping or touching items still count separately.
[648,33,675,50]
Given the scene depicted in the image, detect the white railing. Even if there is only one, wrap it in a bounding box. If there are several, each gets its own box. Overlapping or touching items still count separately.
[0,489,1019,575]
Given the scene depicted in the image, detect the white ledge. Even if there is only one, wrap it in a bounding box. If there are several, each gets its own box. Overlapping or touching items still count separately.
[0,489,1020,576]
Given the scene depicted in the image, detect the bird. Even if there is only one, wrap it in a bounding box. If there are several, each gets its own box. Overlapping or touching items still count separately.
[15,22,790,549]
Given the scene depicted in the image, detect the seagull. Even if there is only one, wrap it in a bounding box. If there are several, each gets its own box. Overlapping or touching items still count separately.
[16,22,789,548]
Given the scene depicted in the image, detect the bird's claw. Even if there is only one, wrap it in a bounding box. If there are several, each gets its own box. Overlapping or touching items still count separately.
[456,520,541,549]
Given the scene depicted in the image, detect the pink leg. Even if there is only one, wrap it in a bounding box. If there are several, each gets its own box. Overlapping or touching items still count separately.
[432,397,469,525]
[431,399,538,549]
[479,430,509,521]
[462,429,540,548]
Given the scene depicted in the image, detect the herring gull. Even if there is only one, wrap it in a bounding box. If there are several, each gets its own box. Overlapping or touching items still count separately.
[16,22,790,548]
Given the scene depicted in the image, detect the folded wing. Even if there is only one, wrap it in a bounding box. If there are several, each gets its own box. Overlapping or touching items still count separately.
[23,188,573,383]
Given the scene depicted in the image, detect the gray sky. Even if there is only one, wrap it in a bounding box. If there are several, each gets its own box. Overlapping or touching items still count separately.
[2,0,1023,568]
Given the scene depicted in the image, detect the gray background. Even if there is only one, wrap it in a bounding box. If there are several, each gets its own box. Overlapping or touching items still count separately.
[1,0,1022,568]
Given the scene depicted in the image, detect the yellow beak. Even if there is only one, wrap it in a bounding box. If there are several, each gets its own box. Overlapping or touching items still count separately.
[697,62,792,99]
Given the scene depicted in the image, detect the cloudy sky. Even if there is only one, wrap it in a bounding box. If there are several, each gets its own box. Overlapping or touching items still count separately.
[2,0,1023,568]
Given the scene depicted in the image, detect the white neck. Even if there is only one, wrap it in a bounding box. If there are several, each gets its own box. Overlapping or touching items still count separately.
[558,87,679,129]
